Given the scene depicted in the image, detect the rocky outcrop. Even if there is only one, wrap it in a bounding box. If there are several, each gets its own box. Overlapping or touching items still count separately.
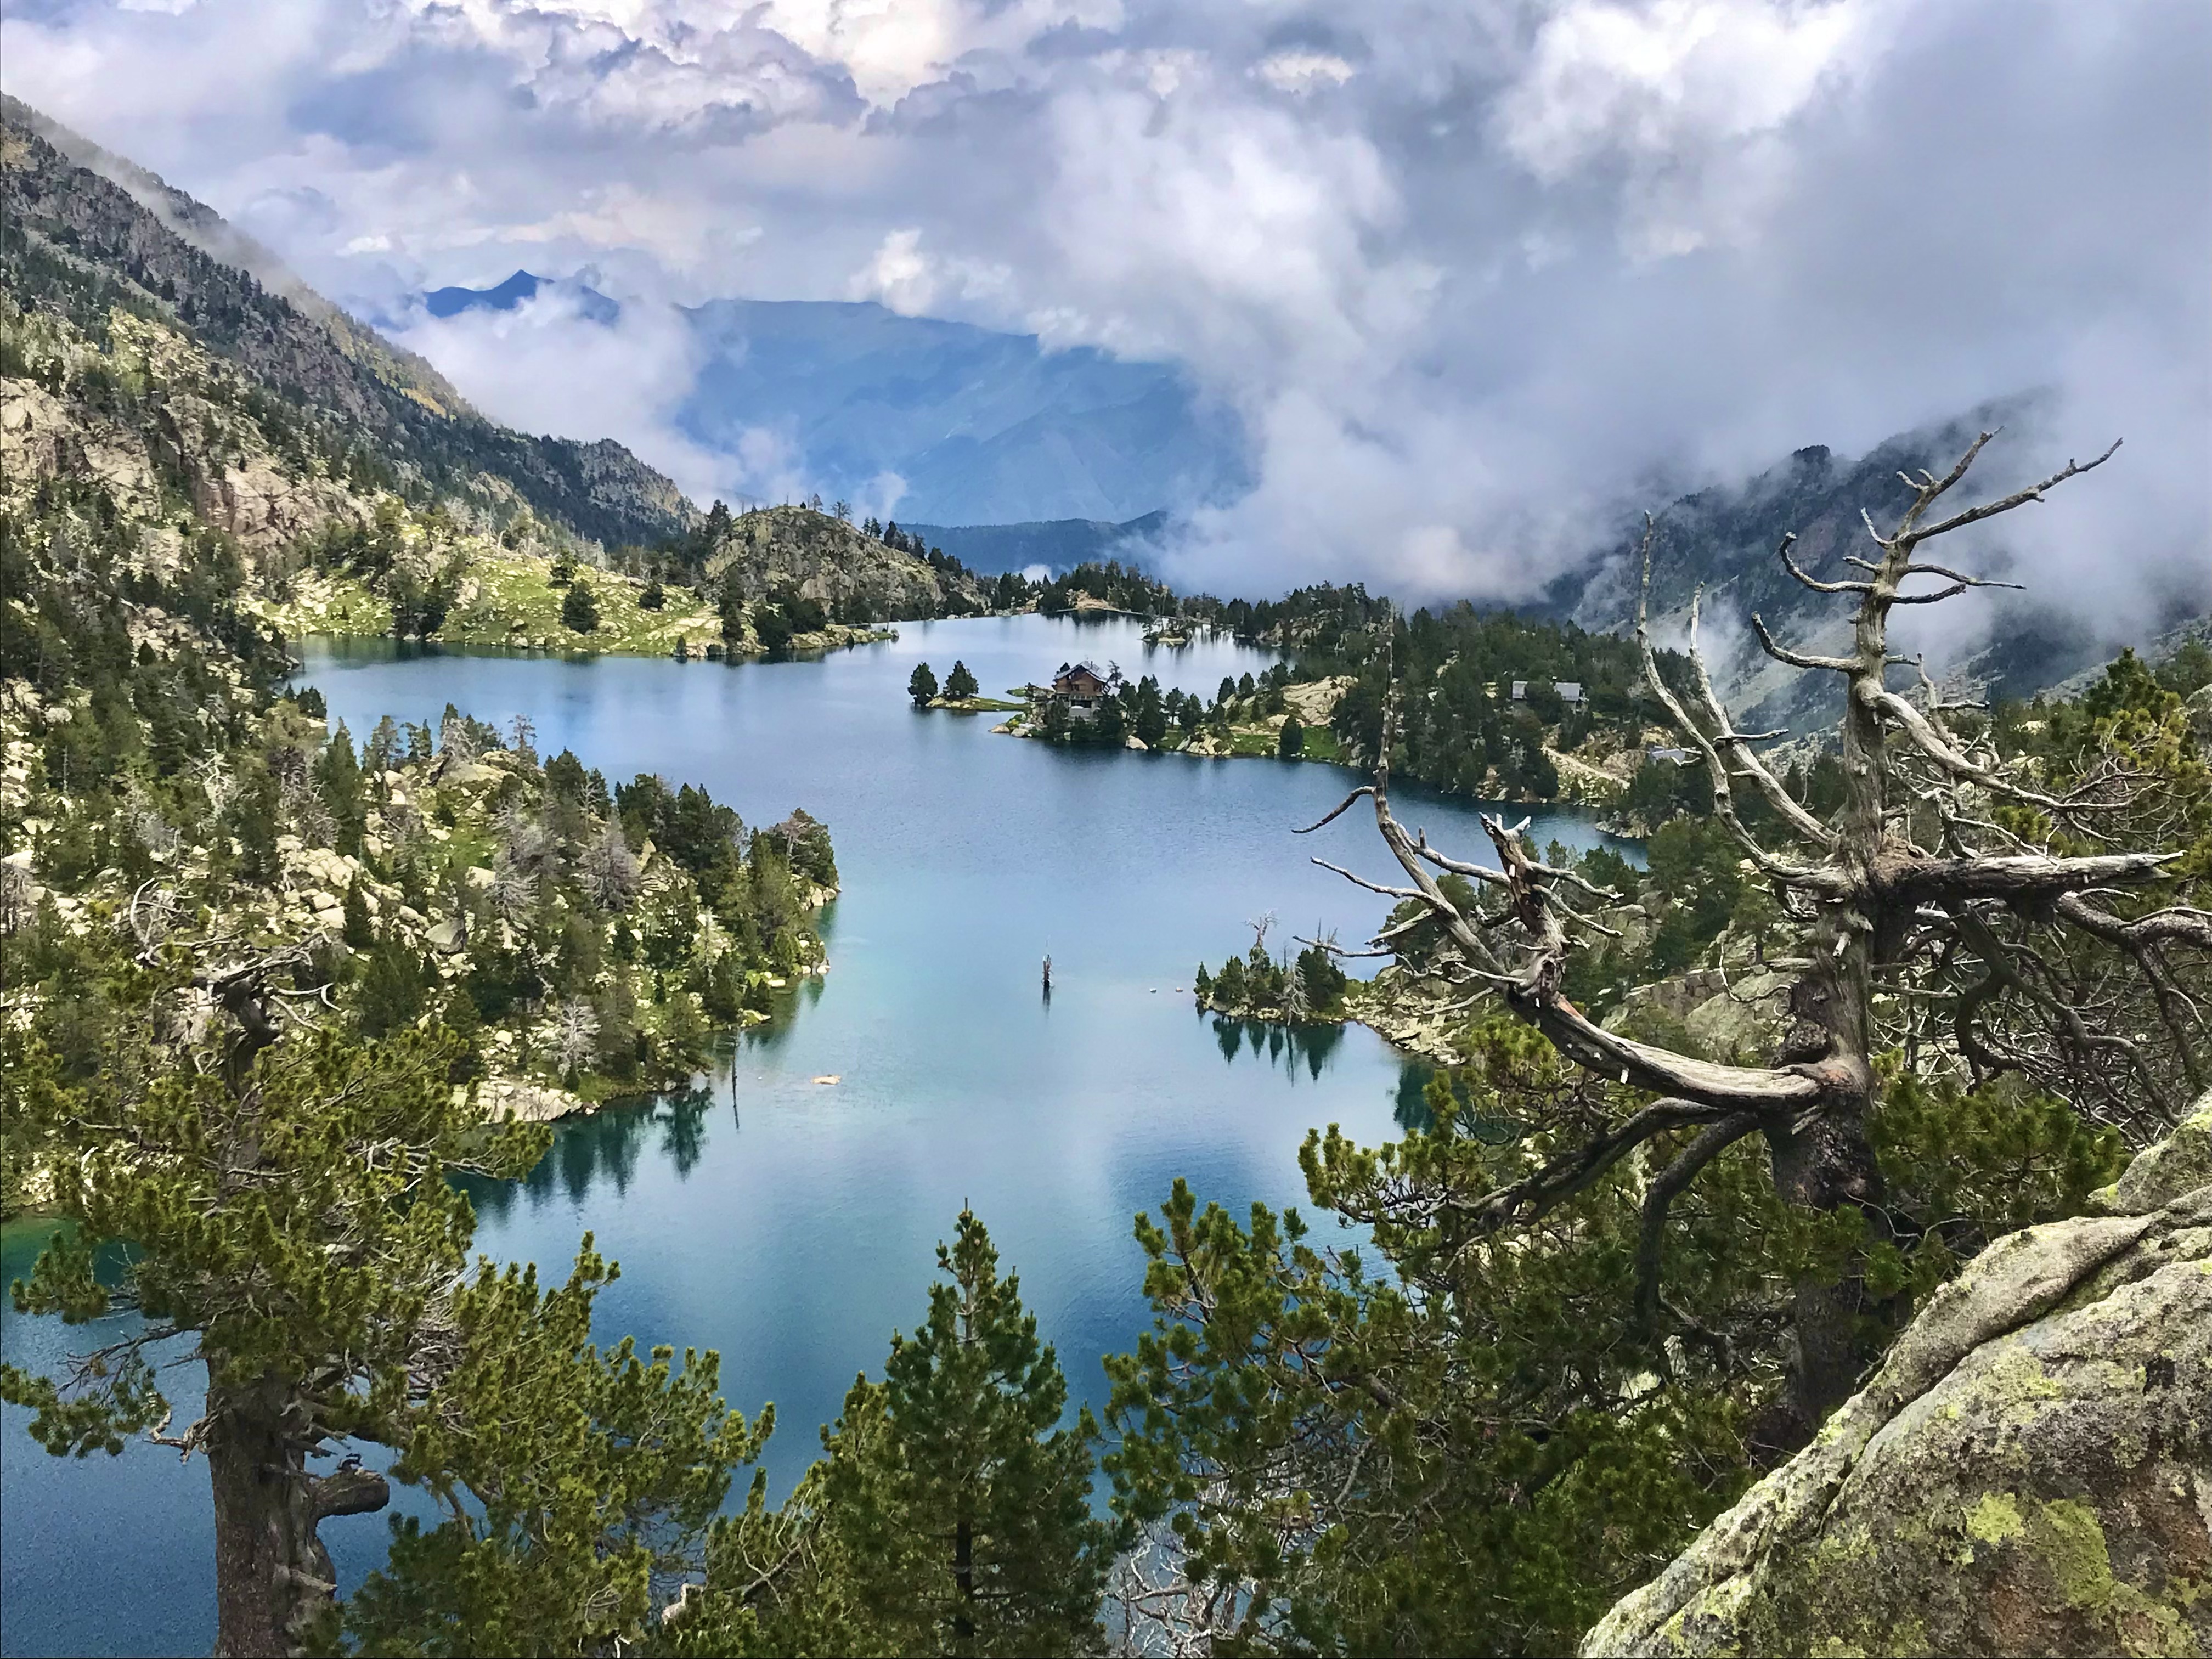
[1339,967,1478,1066]
[1582,1096,2212,1659]
[476,1079,589,1125]
[1282,676,1354,724]
[707,505,989,619]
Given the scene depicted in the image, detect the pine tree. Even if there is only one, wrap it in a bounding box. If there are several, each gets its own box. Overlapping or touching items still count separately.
[563,579,600,633]
[317,723,366,855]
[1295,943,1346,1012]
[1131,676,1167,747]
[357,939,426,1037]
[1277,713,1305,759]
[1,1016,766,1655]
[754,604,794,652]
[720,575,747,646]
[341,877,373,950]
[943,660,979,701]
[910,662,940,707]
[1212,954,1248,1009]
[698,1212,1120,1657]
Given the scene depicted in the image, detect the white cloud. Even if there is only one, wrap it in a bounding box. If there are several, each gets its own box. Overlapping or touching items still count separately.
[1,0,2202,652]
[388,282,806,505]
[1497,0,1877,257]
[1253,50,1355,95]
[1500,0,1868,179]
[847,227,1011,315]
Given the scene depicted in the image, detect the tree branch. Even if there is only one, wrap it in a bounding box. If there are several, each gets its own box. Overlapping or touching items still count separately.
[1904,439,2121,546]
[1776,532,1870,595]
[1748,612,1858,674]
[1634,1115,1764,1328]
[1453,1099,1749,1232]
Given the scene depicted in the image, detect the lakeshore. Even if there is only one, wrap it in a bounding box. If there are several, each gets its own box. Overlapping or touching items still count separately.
[2,614,1632,1657]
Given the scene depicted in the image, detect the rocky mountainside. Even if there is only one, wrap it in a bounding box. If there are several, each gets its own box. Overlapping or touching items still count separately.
[1557,402,2171,733]
[3,95,476,423]
[705,504,991,618]
[1,98,695,551]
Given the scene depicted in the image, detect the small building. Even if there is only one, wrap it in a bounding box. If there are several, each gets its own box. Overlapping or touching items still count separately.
[1509,679,1584,706]
[1053,661,1112,704]
[1645,746,1694,766]
[1035,661,1115,721]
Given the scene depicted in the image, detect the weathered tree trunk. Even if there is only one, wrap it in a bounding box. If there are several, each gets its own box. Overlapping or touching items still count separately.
[205,1373,387,1657]
[952,1512,977,1650]
[1764,1101,1889,1437]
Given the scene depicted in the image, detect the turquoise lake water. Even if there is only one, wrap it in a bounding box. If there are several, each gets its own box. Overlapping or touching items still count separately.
[1,616,1637,1656]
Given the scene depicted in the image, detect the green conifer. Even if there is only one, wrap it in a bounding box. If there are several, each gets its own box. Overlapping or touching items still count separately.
[341,877,374,950]
[1213,954,1249,1009]
[2,1026,763,1655]
[317,723,366,855]
[703,1212,1119,1657]
[563,579,600,633]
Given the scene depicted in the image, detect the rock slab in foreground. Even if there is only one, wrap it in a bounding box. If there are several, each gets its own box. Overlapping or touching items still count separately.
[1582,1096,2212,1658]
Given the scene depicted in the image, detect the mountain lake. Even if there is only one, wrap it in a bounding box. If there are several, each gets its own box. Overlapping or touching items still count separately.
[1,614,1640,1657]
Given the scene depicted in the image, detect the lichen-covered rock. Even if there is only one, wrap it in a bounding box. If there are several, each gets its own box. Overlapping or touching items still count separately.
[1582,1092,2212,1659]
[2097,1098,2212,1218]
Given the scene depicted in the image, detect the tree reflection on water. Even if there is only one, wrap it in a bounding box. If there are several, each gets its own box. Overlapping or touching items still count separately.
[458,1071,730,1222]
[1204,1012,1345,1082]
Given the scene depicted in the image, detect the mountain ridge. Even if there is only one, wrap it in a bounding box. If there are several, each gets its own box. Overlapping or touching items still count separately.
[1,100,695,551]
[415,270,1249,525]
[900,510,1168,575]
[1549,398,2196,729]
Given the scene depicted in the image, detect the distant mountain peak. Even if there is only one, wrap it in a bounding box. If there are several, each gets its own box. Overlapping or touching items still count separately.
[422,269,620,324]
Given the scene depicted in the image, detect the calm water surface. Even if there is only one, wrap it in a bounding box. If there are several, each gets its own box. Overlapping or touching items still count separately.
[2,617,1635,1656]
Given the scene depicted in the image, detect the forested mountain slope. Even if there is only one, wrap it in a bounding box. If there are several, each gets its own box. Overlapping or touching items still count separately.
[1,97,695,550]
[1,97,1012,657]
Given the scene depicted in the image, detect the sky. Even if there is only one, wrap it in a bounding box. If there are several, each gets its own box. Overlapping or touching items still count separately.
[4,0,2207,624]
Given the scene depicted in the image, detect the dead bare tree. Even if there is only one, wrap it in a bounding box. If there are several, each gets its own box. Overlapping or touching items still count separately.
[1304,431,2205,1431]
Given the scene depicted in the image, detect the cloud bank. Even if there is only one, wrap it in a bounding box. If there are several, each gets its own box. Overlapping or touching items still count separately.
[4,0,2205,632]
